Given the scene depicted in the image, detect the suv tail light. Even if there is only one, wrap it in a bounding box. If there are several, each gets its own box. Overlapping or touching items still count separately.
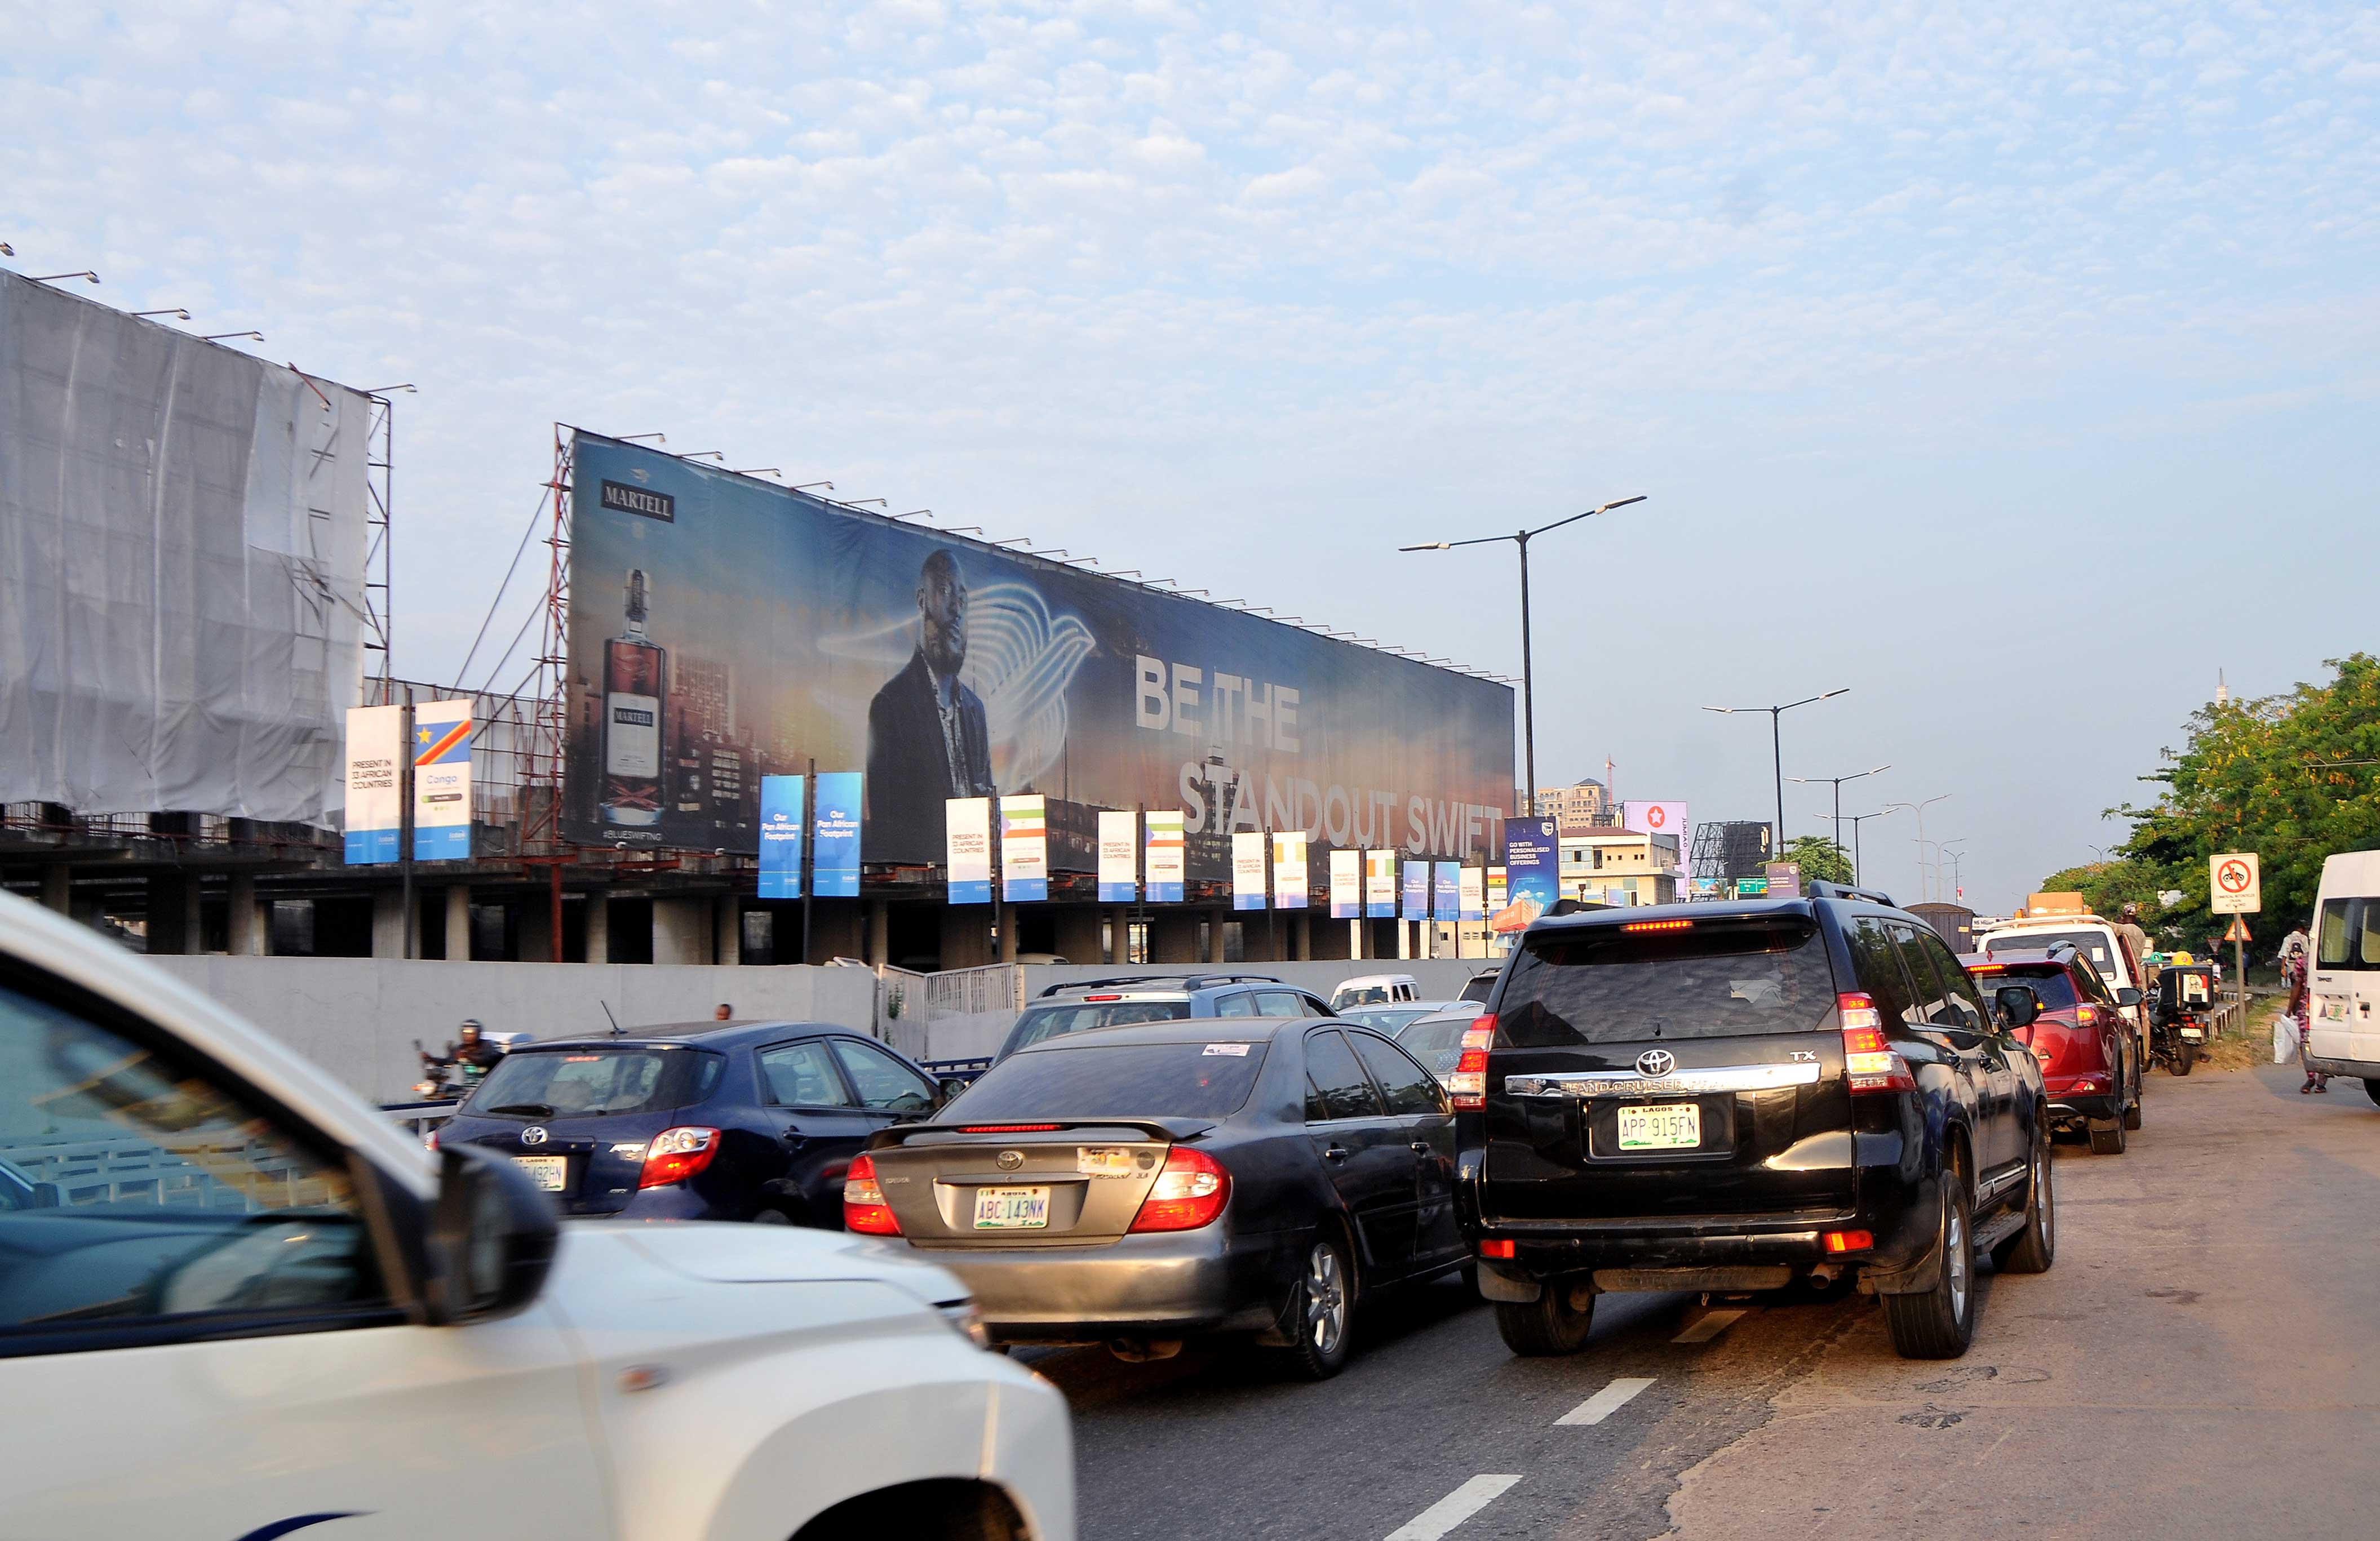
[843,1152,902,1235]
[2075,1005,2099,1027]
[638,1126,723,1188]
[1450,1014,1496,1111]
[1128,1146,1231,1232]
[1839,994,1916,1094]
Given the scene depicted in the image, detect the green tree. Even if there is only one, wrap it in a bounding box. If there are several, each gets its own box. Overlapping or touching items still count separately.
[1776,834,1854,886]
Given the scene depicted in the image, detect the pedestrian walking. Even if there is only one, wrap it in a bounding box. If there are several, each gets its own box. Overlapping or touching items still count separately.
[2287,951,2327,1094]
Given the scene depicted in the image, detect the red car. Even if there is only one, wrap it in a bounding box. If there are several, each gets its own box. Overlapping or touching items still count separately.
[1964,944,2143,1153]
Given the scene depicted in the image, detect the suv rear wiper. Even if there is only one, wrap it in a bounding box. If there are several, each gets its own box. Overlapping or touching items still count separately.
[485,1102,557,1117]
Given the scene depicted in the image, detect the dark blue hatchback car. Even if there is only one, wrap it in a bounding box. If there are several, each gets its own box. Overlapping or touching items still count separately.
[436,1020,956,1227]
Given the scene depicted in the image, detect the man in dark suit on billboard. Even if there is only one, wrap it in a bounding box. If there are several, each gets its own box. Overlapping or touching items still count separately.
[868,549,996,838]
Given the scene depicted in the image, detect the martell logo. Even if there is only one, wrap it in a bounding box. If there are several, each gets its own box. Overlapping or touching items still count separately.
[600,478,675,523]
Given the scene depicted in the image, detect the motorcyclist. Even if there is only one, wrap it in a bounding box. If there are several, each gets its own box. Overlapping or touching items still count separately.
[420,1019,506,1078]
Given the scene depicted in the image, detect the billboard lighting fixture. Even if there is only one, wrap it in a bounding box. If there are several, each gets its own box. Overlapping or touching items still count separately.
[793,480,831,491]
[201,331,264,342]
[680,450,725,462]
[621,432,667,444]
[843,498,889,509]
[32,271,100,285]
[894,508,933,520]
[362,383,418,394]
[133,307,191,320]
[734,467,782,478]
[0,242,12,256]
[1111,569,1141,579]
[992,536,1031,548]
[945,525,984,535]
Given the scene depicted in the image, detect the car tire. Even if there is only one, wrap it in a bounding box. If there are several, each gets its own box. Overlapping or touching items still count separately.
[2364,1078,2380,1108]
[1992,1136,2055,1275]
[1882,1176,1976,1360]
[1492,1278,1597,1357]
[1277,1235,1355,1381]
[751,1206,793,1225]
[2086,1116,2126,1155]
[2124,1095,2143,1131]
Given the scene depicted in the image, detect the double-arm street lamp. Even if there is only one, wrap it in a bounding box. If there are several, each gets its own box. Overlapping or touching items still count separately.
[1399,495,1647,815]
[1789,764,1890,864]
[1885,795,1953,901]
[1833,808,1896,887]
[1703,690,1849,859]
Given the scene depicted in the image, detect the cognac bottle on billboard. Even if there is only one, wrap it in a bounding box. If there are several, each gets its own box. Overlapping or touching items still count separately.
[601,567,666,827]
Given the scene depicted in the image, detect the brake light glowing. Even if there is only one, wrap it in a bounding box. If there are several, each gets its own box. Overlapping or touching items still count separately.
[1823,1229,1873,1253]
[1084,994,1122,1002]
[637,1126,723,1189]
[1478,1238,1515,1259]
[1622,918,1694,932]
[1128,1146,1231,1232]
[1840,996,1916,1094]
[1462,1014,1496,1051]
[842,1153,902,1235]
[957,1124,1064,1133]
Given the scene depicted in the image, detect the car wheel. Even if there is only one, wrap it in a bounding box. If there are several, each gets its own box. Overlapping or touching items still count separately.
[1992,1136,2055,1274]
[2364,1078,2380,1108]
[2124,1093,2143,1131]
[1882,1175,1976,1359]
[1492,1277,1597,1357]
[2171,1040,2196,1076]
[1278,1236,1354,1380]
[2086,1115,2126,1155]
[751,1206,793,1225]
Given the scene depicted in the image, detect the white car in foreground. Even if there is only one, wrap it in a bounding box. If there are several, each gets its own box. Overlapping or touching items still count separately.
[0,893,1072,1541]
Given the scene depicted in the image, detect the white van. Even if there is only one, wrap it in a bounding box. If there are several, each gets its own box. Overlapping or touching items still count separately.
[2306,850,2380,1103]
[1329,973,1421,1011]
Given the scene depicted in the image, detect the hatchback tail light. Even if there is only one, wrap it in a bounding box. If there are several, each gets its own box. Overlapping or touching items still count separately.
[639,1126,723,1189]
[1839,994,1916,1094]
[1450,1015,1496,1111]
[842,1152,902,1235]
[1128,1146,1231,1232]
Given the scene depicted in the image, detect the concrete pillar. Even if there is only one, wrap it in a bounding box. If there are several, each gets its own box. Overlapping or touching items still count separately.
[517,898,553,963]
[144,873,201,954]
[998,911,1019,963]
[653,896,708,965]
[445,885,473,961]
[1295,912,1312,961]
[1207,910,1227,964]
[867,901,890,967]
[228,873,265,956]
[583,892,609,965]
[941,906,993,969]
[1150,908,1200,963]
[39,866,70,915]
[371,889,407,958]
[713,895,742,966]
[1109,907,1131,964]
[1052,906,1102,966]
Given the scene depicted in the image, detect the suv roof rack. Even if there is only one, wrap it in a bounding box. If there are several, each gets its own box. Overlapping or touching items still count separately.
[1806,880,1898,907]
[1035,972,1282,999]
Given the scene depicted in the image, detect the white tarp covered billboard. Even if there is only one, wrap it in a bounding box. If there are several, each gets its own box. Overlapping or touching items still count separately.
[0,272,373,820]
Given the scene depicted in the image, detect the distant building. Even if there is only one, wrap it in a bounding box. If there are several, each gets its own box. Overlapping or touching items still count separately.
[1559,831,1679,906]
[1535,778,1614,833]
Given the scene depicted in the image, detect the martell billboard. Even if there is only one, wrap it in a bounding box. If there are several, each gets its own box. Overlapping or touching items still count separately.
[563,433,1515,865]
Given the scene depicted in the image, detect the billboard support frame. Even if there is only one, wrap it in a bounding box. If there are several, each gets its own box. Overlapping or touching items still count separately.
[523,424,575,856]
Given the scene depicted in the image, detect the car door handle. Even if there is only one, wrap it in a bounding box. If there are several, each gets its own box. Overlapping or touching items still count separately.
[1324,1145,1351,1162]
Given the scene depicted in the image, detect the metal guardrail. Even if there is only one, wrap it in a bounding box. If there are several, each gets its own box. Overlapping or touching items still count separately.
[381,1100,460,1140]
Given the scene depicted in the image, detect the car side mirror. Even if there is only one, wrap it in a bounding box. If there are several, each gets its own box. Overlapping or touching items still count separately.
[2116,987,2143,1007]
[1995,985,2041,1029]
[424,1144,559,1326]
[936,1077,972,1109]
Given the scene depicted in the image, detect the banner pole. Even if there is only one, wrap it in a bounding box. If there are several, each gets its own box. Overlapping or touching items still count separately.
[801,760,814,967]
[398,696,415,961]
[1134,801,1145,967]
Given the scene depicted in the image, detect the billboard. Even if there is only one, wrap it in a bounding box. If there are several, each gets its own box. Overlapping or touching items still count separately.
[562,433,1514,863]
[1233,832,1267,911]
[342,705,402,864]
[1433,862,1461,921]
[411,699,473,861]
[1497,818,1559,932]
[1402,860,1430,918]
[946,797,991,903]
[1365,850,1398,919]
[1329,849,1360,919]
[760,776,805,898]
[1273,833,1309,910]
[812,772,864,897]
[1145,810,1185,902]
[1096,810,1137,902]
[1623,800,1687,865]
[1001,794,1048,902]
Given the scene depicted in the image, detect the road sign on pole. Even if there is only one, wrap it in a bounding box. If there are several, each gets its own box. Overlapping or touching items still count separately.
[2209,852,2261,914]
[2222,916,2252,943]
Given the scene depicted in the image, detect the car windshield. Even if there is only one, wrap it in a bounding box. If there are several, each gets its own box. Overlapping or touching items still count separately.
[1340,1006,1432,1034]
[1971,965,2078,1011]
[1496,920,1837,1046]
[1007,1000,1189,1051]
[1395,1014,1476,1056]
[945,1042,1269,1121]
[1987,929,2118,974]
[468,1047,693,1117]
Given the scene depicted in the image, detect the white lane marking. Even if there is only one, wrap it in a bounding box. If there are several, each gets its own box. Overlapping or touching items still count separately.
[1672,1307,1748,1344]
[1555,1375,1656,1425]
[1384,1475,1523,1541]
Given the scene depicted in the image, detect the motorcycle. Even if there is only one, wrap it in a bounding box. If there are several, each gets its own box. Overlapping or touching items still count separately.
[410,1040,490,1102]
[2150,965,2215,1076]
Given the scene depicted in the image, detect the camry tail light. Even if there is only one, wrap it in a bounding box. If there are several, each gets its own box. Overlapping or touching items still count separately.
[842,1152,902,1235]
[1128,1146,1231,1232]
[1451,1015,1496,1111]
[638,1126,723,1189]
[1839,994,1916,1094]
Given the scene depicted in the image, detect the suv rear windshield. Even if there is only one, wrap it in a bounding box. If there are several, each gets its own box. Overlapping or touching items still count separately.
[947,1042,1268,1120]
[1008,1000,1190,1051]
[1496,920,1837,1046]
[1970,963,2079,1011]
[469,1046,716,1118]
[1986,929,2119,974]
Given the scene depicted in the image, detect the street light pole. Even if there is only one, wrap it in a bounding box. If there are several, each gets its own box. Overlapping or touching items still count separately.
[1704,690,1850,856]
[1885,795,1952,901]
[1837,809,1895,887]
[1400,495,1647,816]
[1789,765,1890,858]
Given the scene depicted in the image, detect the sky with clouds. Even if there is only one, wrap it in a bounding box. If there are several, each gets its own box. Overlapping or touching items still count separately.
[8,1,2376,909]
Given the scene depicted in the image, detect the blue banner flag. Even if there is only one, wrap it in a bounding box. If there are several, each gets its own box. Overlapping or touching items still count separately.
[1501,818,1561,927]
[812,772,864,897]
[759,775,805,899]
[1402,860,1430,919]
[1434,861,1461,921]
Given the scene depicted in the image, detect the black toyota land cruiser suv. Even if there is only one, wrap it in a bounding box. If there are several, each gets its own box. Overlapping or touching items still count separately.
[1455,884,2053,1360]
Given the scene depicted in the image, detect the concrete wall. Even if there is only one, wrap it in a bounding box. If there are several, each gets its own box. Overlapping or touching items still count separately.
[147,957,879,1104]
[1022,958,1490,1002]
